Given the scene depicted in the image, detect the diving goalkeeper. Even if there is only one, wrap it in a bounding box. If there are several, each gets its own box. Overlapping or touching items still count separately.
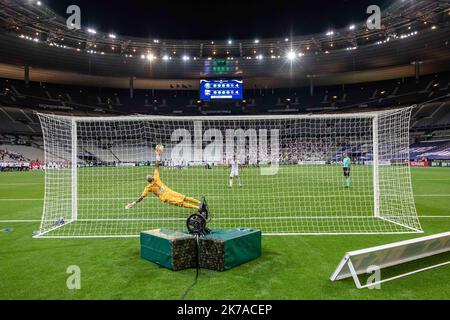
[126,145,206,212]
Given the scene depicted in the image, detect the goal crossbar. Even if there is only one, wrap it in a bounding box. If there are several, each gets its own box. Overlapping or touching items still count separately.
[39,108,410,122]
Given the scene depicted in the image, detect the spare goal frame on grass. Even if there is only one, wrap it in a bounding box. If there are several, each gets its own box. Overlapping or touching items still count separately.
[331,231,450,288]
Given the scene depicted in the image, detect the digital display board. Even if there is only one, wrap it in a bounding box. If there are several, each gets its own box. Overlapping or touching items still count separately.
[200,79,243,100]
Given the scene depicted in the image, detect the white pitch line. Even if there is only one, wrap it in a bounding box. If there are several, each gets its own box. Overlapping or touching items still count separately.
[0,199,43,201]
[414,179,450,181]
[0,183,43,186]
[0,220,40,223]
[420,215,450,218]
[1,216,450,223]
[414,195,450,197]
[0,217,386,222]
[1,194,450,201]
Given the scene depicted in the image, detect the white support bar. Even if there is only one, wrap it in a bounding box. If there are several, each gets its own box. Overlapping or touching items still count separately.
[372,114,380,218]
[71,118,78,221]
[358,261,450,289]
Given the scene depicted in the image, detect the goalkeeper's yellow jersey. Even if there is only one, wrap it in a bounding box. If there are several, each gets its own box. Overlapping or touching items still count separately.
[141,169,173,199]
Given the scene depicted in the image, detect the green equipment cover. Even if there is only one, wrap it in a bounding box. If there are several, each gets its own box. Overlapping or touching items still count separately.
[140,229,197,271]
[199,228,262,271]
[140,228,261,271]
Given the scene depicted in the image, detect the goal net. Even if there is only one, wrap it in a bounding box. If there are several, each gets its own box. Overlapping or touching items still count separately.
[35,108,422,238]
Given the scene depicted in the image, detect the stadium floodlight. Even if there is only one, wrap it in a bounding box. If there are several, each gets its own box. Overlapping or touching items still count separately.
[182,55,190,61]
[162,55,170,61]
[108,34,116,39]
[228,39,233,45]
[37,1,42,5]
[254,39,260,44]
[326,30,334,36]
[87,28,97,34]
[286,50,296,61]
[35,108,421,238]
[146,54,156,61]
[348,24,355,31]
[256,54,264,60]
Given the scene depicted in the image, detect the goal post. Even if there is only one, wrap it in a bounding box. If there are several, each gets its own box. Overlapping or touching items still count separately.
[35,108,422,238]
[372,114,380,219]
[71,118,78,222]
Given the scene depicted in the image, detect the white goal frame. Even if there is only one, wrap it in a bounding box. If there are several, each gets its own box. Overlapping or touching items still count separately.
[35,108,422,238]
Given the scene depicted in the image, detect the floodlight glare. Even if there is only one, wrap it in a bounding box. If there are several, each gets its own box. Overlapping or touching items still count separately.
[286,50,296,61]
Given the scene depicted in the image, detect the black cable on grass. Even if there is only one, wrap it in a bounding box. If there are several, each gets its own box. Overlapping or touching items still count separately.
[180,235,200,300]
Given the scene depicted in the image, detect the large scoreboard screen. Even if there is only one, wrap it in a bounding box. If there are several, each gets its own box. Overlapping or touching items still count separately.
[200,79,243,100]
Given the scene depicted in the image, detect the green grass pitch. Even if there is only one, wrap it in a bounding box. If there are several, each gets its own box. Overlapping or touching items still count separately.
[0,167,449,299]
[39,164,416,236]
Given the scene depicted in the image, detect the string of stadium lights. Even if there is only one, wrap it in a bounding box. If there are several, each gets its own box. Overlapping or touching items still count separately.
[16,0,444,63]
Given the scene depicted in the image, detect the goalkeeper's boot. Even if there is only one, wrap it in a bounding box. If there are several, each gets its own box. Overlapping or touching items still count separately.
[203,226,211,235]
[199,197,209,218]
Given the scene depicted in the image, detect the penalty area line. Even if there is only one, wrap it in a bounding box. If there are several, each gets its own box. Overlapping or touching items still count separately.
[0,219,41,223]
[2,216,450,223]
[420,215,450,218]
[1,194,450,201]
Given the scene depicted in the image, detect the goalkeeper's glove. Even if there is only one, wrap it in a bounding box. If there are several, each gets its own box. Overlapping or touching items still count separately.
[125,202,137,209]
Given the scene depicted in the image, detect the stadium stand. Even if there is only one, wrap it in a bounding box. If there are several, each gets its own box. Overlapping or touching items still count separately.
[0,0,449,167]
[0,74,449,155]
[410,141,450,160]
[1,72,449,117]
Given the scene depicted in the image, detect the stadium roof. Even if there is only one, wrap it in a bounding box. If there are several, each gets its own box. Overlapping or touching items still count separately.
[46,0,393,40]
[0,0,449,88]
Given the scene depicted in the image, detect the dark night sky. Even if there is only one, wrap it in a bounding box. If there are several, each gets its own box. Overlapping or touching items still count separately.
[48,0,393,40]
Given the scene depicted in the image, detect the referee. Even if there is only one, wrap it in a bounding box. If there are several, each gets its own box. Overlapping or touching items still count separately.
[342,151,351,189]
